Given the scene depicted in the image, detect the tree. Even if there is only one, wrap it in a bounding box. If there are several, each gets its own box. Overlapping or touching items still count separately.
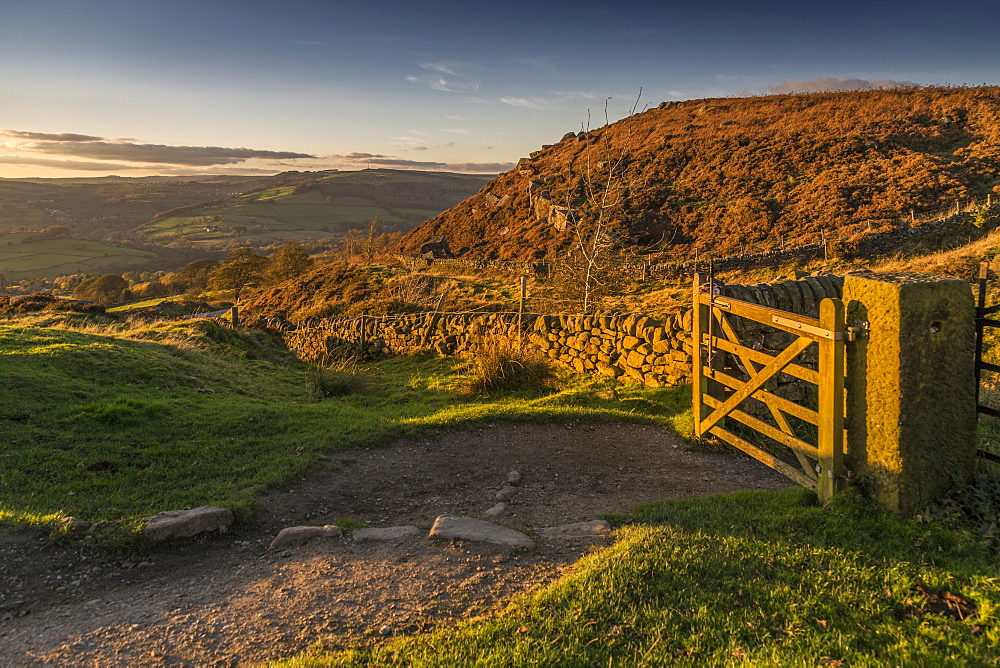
[174,258,218,295]
[264,242,314,285]
[73,274,130,305]
[559,91,647,313]
[363,216,380,261]
[209,248,267,301]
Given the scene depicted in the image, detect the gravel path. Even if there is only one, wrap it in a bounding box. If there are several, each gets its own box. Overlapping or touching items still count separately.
[0,422,790,666]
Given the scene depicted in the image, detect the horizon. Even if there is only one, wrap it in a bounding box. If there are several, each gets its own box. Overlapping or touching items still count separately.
[3,0,1000,179]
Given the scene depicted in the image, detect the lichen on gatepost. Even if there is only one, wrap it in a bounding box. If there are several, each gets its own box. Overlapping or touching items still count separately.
[843,272,976,514]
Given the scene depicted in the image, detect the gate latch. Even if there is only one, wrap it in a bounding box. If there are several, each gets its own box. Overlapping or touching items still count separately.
[846,321,870,342]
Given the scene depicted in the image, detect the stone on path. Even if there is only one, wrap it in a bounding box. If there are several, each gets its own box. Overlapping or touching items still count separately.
[495,485,516,501]
[351,526,421,542]
[484,503,507,517]
[142,506,233,543]
[537,520,613,538]
[430,515,534,549]
[269,525,343,550]
[506,470,522,486]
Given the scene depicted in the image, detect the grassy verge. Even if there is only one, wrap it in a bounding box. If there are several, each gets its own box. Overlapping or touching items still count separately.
[278,487,1000,666]
[0,314,684,532]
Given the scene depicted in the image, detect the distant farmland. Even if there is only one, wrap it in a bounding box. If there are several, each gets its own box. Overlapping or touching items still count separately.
[142,170,490,249]
[0,233,155,282]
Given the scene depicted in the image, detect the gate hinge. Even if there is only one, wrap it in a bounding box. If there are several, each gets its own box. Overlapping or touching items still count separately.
[846,321,870,342]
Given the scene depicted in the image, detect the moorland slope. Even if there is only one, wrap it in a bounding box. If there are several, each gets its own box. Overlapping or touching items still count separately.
[396,86,1000,260]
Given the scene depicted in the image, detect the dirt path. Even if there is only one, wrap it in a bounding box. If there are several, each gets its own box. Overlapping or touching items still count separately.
[0,422,789,666]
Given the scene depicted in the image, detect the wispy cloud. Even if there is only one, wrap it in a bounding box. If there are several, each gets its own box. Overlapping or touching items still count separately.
[500,90,600,111]
[406,61,480,93]
[0,155,137,171]
[766,76,921,94]
[1,129,314,166]
[327,152,388,160]
[552,90,597,100]
[2,130,103,142]
[500,97,556,110]
[515,58,560,76]
[325,151,511,173]
[418,61,460,76]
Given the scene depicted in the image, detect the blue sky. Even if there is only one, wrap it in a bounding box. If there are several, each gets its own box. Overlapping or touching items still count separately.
[2,0,999,178]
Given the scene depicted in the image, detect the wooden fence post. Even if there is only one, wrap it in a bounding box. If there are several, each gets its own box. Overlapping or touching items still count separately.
[816,298,846,504]
[692,273,708,438]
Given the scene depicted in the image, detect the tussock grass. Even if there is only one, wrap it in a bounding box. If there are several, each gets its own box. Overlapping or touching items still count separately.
[458,337,557,397]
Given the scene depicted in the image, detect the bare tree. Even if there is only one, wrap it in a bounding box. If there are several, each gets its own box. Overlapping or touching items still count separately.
[564,90,647,313]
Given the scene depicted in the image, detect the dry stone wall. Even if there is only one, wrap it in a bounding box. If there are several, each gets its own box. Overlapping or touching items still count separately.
[274,274,844,389]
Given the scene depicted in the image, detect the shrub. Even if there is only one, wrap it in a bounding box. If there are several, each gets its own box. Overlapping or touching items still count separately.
[307,356,372,398]
[460,336,555,396]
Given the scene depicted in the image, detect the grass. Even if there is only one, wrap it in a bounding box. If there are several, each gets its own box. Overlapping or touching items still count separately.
[0,313,680,533]
[277,487,1000,666]
[0,234,156,281]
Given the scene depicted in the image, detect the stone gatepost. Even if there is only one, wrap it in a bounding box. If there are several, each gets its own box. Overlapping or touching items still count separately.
[843,272,976,514]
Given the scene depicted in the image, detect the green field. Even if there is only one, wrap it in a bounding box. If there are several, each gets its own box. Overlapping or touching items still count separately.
[0,233,156,281]
[143,169,489,249]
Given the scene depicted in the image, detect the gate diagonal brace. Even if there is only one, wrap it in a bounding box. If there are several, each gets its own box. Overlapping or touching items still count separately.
[712,309,816,475]
[699,336,813,436]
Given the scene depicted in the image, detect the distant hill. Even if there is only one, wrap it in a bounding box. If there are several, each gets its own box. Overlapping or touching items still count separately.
[139,169,491,249]
[396,86,1000,260]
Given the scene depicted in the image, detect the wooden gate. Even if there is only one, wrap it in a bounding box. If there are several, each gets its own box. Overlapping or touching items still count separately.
[974,261,1000,464]
[692,273,847,503]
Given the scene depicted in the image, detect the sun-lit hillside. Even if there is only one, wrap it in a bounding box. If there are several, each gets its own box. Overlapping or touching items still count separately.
[397,86,1000,261]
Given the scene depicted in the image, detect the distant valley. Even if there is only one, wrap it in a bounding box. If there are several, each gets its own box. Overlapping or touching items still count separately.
[0,169,490,282]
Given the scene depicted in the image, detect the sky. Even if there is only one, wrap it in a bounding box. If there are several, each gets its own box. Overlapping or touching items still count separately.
[2,0,1000,179]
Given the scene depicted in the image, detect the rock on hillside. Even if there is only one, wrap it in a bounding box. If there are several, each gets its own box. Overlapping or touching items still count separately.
[395,87,1000,260]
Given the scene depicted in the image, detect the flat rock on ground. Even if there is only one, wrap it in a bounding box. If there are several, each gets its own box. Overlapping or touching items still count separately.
[0,422,790,666]
[429,515,535,549]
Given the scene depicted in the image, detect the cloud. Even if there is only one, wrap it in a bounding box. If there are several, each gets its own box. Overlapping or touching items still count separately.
[766,76,921,94]
[323,151,512,173]
[0,155,137,171]
[445,128,469,135]
[405,74,480,93]
[326,152,389,160]
[500,97,556,110]
[413,146,429,151]
[1,129,315,166]
[552,90,597,100]
[406,61,480,93]
[499,90,599,111]
[515,58,560,76]
[418,61,460,76]
[1,130,102,142]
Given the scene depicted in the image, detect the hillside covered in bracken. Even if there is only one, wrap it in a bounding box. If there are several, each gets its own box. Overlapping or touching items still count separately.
[395,86,1000,260]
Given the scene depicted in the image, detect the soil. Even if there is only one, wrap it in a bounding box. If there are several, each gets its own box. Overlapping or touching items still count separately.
[0,422,790,666]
